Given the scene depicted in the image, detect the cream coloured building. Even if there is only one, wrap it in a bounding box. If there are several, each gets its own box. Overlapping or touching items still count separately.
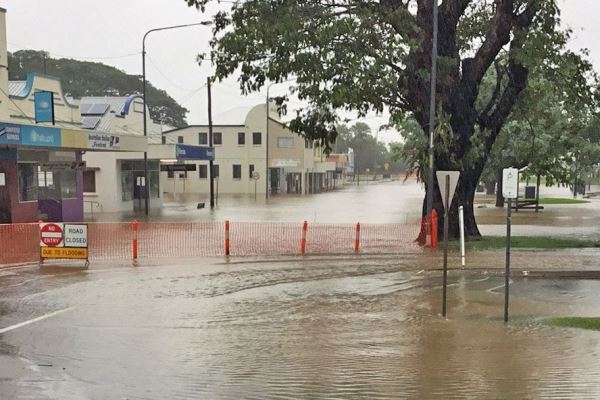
[162,103,337,197]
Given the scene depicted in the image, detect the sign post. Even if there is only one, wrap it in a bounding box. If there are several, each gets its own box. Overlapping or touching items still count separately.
[252,171,260,200]
[502,168,519,322]
[40,223,89,267]
[436,170,460,317]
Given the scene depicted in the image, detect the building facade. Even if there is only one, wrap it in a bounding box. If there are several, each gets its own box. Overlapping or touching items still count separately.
[162,104,337,197]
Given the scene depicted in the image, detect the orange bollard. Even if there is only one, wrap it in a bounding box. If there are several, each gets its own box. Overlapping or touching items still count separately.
[431,209,439,249]
[225,220,230,256]
[132,220,139,260]
[300,221,308,255]
[354,223,361,253]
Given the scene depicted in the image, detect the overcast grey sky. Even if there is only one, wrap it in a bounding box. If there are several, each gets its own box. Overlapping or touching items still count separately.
[0,0,596,143]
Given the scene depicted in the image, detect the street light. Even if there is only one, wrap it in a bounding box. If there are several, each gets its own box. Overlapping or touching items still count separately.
[426,0,439,245]
[142,21,211,216]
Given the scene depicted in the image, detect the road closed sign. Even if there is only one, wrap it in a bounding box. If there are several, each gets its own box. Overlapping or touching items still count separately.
[40,223,88,262]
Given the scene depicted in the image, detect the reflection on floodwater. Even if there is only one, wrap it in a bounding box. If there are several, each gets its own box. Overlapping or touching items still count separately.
[1,258,600,398]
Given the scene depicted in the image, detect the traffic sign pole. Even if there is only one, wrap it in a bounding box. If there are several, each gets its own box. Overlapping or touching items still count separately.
[442,174,449,317]
[505,197,512,323]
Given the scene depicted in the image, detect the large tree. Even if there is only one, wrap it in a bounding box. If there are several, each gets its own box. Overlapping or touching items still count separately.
[185,0,594,237]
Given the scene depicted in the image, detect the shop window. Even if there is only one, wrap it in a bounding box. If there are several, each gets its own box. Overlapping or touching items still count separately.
[60,169,77,199]
[213,132,222,145]
[249,164,255,178]
[278,137,294,148]
[199,132,208,145]
[233,164,241,179]
[253,132,262,145]
[83,170,96,193]
[198,164,208,179]
[18,163,38,202]
[238,132,245,145]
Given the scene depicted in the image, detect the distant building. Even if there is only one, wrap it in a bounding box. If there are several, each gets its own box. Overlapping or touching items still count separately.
[162,103,337,197]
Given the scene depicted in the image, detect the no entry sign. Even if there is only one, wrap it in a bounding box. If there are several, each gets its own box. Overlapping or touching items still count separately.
[40,223,64,247]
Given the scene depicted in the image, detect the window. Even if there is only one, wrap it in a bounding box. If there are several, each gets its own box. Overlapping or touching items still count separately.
[212,164,219,178]
[249,164,255,178]
[161,136,166,144]
[278,137,294,148]
[238,132,245,145]
[18,163,38,202]
[178,136,184,144]
[305,139,313,149]
[198,164,208,179]
[233,164,242,179]
[213,132,222,145]
[252,132,262,145]
[167,170,175,179]
[199,132,208,145]
[83,170,96,193]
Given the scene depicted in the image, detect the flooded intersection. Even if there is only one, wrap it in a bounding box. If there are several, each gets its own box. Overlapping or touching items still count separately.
[1,256,600,399]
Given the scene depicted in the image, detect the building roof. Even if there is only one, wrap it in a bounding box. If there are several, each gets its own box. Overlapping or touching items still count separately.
[79,95,142,132]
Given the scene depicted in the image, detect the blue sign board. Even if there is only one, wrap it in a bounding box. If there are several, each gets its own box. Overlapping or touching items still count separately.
[34,91,55,124]
[21,125,61,147]
[176,144,214,161]
[0,123,21,145]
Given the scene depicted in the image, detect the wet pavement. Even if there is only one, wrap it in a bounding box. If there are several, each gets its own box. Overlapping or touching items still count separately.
[2,256,600,399]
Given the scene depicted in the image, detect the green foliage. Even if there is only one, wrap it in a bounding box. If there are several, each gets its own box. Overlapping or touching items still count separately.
[333,122,403,173]
[546,317,600,331]
[8,50,188,127]
[449,236,600,250]
[537,198,590,205]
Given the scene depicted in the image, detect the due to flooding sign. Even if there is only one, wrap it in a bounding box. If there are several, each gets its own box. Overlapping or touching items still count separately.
[40,223,88,260]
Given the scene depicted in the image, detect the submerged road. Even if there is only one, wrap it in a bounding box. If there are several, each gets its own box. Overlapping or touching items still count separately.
[2,256,600,399]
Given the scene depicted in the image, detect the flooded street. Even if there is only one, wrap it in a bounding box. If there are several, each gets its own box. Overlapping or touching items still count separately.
[2,257,600,399]
[2,181,600,399]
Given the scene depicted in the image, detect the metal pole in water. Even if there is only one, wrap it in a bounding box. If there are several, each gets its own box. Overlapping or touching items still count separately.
[442,174,450,317]
[505,198,512,323]
[459,205,465,267]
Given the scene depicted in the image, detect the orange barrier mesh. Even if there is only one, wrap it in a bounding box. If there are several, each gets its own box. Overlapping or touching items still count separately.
[0,220,422,266]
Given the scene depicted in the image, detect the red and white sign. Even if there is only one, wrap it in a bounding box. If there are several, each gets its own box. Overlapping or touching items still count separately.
[40,223,64,247]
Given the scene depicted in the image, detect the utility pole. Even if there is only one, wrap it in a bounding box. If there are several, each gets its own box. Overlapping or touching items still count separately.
[208,77,215,208]
[426,0,440,245]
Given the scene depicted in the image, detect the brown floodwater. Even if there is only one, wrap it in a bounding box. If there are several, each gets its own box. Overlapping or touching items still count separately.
[1,257,600,399]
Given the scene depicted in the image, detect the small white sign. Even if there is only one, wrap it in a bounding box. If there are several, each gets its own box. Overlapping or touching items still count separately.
[64,224,88,248]
[502,168,519,199]
[0,172,5,186]
[436,171,460,211]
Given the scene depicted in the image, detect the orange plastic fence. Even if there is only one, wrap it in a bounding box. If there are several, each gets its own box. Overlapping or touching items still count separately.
[0,220,422,266]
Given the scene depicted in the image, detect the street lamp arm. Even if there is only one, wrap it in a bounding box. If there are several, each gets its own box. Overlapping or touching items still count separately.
[142,21,212,52]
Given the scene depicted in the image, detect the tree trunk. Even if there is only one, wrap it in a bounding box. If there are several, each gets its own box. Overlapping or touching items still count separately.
[495,168,504,207]
[485,180,496,195]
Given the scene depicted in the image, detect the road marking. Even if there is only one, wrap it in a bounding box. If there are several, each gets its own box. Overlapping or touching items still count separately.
[0,307,75,334]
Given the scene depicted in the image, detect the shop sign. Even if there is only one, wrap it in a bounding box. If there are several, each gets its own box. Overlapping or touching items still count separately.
[0,124,21,145]
[34,91,55,124]
[271,159,300,168]
[88,133,121,150]
[176,144,214,161]
[21,125,61,147]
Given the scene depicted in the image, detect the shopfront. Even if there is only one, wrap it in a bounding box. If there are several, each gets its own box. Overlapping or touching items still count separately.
[0,122,146,223]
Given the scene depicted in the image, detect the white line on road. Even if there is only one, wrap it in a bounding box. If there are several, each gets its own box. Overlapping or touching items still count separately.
[0,307,75,334]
